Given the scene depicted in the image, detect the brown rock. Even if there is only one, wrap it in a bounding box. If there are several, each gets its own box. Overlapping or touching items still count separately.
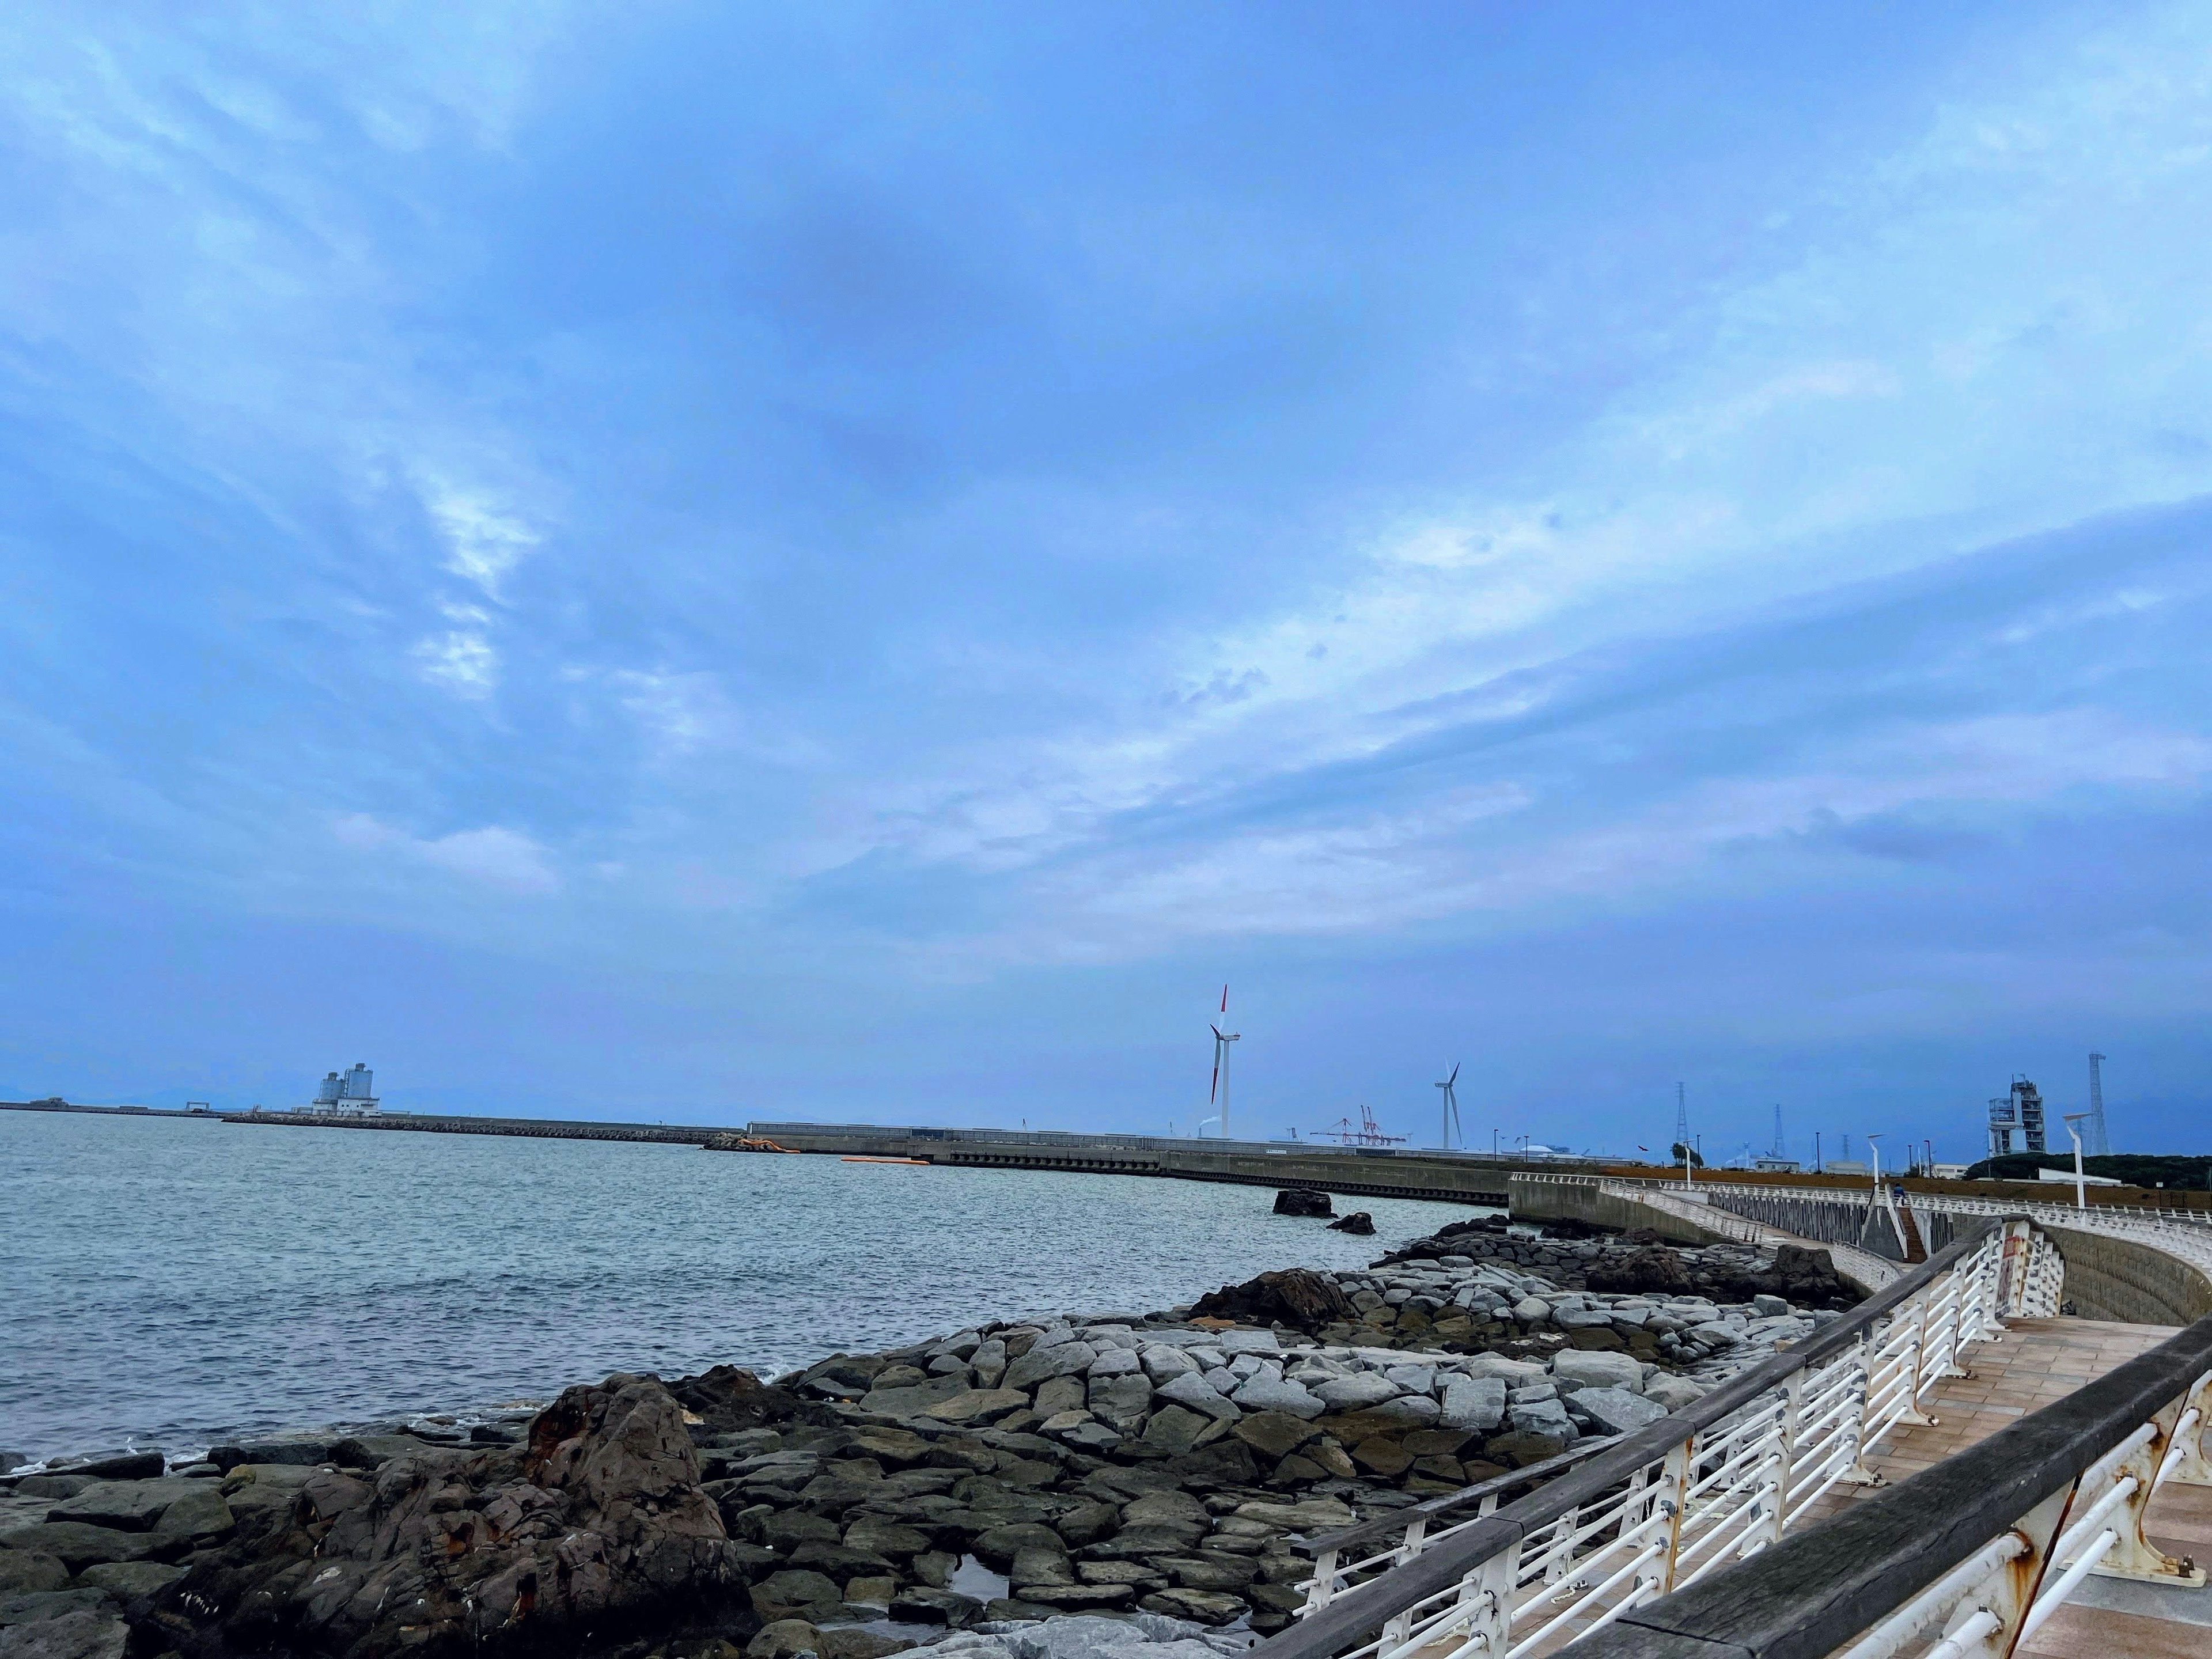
[922,1389,1029,1425]
[1141,1587,1248,1624]
[1270,1456,1325,1486]
[1401,1429,1475,1458]
[1188,1270,1357,1332]
[1484,1431,1569,1468]
[1411,1456,1464,1482]
[1349,1439,1412,1478]
[1231,1412,1321,1460]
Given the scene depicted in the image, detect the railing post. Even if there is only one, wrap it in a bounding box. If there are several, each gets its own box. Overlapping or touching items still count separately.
[2158,1368,2212,1490]
[1458,1538,1520,1656]
[1299,1547,1339,1615]
[2095,1397,2209,1586]
[1930,1483,2073,1658]
[1839,1327,1884,1486]
[1767,1376,1802,1541]
[1896,1286,1938,1427]
[1653,1435,1696,1592]
[1375,1515,1430,1650]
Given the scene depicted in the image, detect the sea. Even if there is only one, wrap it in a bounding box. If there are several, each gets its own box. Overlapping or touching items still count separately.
[1,1110,1487,1463]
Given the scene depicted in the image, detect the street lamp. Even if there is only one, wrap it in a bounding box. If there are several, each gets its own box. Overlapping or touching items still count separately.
[1866,1134,1884,1191]
[2063,1113,2091,1211]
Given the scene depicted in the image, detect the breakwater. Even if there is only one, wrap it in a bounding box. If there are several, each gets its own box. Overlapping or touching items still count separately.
[201,1110,1583,1206]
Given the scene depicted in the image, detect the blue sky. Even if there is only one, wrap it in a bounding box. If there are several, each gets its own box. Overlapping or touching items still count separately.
[3,2,2210,1161]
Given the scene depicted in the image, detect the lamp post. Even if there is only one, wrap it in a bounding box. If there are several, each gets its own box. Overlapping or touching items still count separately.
[2064,1113,2090,1211]
[1866,1134,1883,1192]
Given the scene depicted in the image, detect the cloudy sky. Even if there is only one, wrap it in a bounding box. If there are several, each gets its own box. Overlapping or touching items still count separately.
[4,2,2209,1160]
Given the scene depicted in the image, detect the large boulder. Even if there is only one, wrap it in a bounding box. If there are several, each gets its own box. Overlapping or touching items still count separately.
[1188,1271,1356,1332]
[1567,1388,1669,1438]
[1271,1190,1334,1218]
[1584,1245,1694,1297]
[137,1373,751,1659]
[1325,1212,1375,1236]
[1551,1351,1645,1395]
[1437,1378,1506,1433]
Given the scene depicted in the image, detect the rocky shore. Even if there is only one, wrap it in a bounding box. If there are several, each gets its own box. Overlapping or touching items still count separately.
[0,1217,1853,1659]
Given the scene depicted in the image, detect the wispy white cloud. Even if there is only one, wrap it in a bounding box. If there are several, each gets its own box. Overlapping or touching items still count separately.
[422,480,540,600]
[412,605,499,697]
[332,813,557,893]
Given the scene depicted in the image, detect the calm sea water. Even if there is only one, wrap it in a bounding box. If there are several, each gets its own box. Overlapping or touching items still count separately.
[1,1111,1483,1461]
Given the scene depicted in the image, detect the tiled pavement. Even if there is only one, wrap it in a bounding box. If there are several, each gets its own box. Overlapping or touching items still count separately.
[1801,1315,2212,1656]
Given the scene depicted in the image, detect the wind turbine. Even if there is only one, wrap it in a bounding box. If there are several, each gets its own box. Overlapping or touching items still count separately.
[1209,984,1240,1139]
[1435,1063,1462,1150]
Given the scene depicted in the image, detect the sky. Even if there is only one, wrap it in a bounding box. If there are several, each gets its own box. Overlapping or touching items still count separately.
[3,2,2210,1162]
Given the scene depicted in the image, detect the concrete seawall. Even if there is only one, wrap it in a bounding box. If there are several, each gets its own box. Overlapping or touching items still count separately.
[2040,1222,2212,1325]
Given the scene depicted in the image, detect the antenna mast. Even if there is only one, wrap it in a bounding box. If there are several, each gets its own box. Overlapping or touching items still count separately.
[1674,1082,1689,1157]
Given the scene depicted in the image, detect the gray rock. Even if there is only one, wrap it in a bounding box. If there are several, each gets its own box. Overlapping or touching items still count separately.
[1382,1365,1435,1394]
[0,1528,158,1574]
[1216,1331,1281,1354]
[1461,1353,1548,1385]
[1512,1298,1551,1324]
[1139,1346,1198,1382]
[0,1558,66,1600]
[1508,1399,1576,1440]
[1551,1351,1645,1394]
[1438,1377,1506,1432]
[1567,1388,1669,1437]
[1087,1349,1142,1380]
[151,1485,232,1544]
[1367,1395,1441,1428]
[1004,1342,1100,1393]
[1087,1374,1155,1431]
[1752,1294,1790,1317]
[1226,1377,1324,1421]
[1308,1374,1400,1411]
[1690,1322,1740,1349]
[972,1339,1010,1388]
[0,1605,128,1659]
[1642,1375,1709,1412]
[1152,1374,1240,1422]
[40,1483,178,1533]
[73,1560,185,1601]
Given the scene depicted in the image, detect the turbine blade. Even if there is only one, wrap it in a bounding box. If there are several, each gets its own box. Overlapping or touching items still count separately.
[1210,1065,1219,1104]
[1449,1062,1460,1085]
[1220,984,1228,1013]
[1211,1024,1225,1040]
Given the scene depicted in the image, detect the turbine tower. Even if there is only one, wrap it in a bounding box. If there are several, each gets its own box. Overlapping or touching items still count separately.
[1435,1063,1461,1150]
[1208,984,1240,1139]
[2086,1052,2111,1157]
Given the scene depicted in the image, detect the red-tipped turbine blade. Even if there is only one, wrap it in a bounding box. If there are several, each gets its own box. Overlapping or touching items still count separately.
[1220,984,1228,1013]
[1210,1065,1219,1104]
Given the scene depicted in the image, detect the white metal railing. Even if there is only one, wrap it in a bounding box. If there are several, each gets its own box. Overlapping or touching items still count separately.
[1907,1192,2212,1287]
[1289,1220,2055,1659]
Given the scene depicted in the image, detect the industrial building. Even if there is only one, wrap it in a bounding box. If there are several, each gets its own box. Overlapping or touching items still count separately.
[302,1063,378,1114]
[1985,1074,2046,1157]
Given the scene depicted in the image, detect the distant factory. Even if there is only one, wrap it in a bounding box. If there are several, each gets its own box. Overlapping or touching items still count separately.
[301,1063,381,1115]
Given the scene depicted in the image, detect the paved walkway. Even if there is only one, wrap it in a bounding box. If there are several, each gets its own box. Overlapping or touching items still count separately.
[1800,1315,2212,1658]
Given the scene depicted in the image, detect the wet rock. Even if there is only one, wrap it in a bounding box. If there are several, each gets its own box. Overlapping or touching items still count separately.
[73,1560,184,1600]
[752,1569,844,1621]
[1188,1270,1356,1333]
[1584,1246,1694,1298]
[0,1605,129,1659]
[747,1618,823,1659]
[57,1455,163,1484]
[1271,1190,1333,1218]
[1230,1413,1320,1461]
[1325,1213,1375,1236]
[925,1390,1032,1426]
[142,1372,751,1659]
[1139,1588,1247,1625]
[0,1556,66,1597]
[889,1586,983,1626]
[0,1528,161,1575]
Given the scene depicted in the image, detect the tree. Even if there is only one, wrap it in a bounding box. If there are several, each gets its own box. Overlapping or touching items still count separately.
[1671,1141,1706,1169]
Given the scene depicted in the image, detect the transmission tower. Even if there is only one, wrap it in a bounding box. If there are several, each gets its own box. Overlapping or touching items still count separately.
[1674,1082,1689,1155]
[1771,1103,1785,1160]
[2086,1052,2111,1157]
